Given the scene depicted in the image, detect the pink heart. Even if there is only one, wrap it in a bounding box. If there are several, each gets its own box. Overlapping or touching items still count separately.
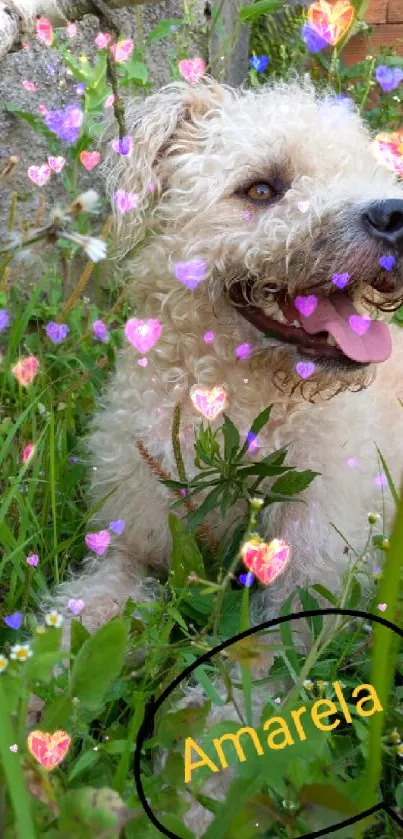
[295,361,316,379]
[178,58,206,84]
[79,150,101,171]
[332,272,350,289]
[68,598,85,616]
[294,295,318,318]
[28,165,51,186]
[297,201,310,213]
[48,156,66,173]
[138,357,148,367]
[190,385,227,421]
[125,318,162,354]
[110,39,134,63]
[349,314,371,336]
[85,530,110,555]
[377,603,387,612]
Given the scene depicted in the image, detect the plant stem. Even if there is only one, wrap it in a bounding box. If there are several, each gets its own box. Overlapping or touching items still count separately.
[171,403,187,483]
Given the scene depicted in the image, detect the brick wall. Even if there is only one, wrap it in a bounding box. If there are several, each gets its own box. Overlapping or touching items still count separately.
[342,0,403,64]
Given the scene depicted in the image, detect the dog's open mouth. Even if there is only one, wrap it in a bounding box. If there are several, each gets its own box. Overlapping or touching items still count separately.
[229,285,392,366]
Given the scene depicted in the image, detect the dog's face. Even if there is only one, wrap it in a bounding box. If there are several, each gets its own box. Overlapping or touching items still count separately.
[104,78,403,397]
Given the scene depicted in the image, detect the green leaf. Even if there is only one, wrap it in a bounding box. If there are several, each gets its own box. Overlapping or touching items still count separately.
[185,486,223,530]
[25,652,67,684]
[396,781,403,808]
[345,576,361,609]
[298,783,357,816]
[4,105,55,142]
[310,584,338,606]
[279,592,300,675]
[59,788,127,838]
[124,61,149,84]
[69,619,127,709]
[182,653,227,706]
[70,619,91,657]
[236,463,292,478]
[68,749,100,782]
[238,406,272,458]
[238,0,282,23]
[146,19,184,43]
[42,694,74,731]
[376,446,399,506]
[168,514,205,587]
[221,414,240,461]
[271,469,319,497]
[297,588,323,639]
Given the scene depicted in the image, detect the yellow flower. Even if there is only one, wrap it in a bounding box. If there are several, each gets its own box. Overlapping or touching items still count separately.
[35,626,46,635]
[45,610,64,628]
[10,644,33,662]
[390,728,401,745]
[0,655,9,673]
[397,743,403,757]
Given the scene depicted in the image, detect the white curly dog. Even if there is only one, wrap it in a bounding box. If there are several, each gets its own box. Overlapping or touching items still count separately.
[56,76,403,632]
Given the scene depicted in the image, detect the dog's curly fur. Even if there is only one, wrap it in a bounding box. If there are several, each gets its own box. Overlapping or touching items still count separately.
[53,75,403,634]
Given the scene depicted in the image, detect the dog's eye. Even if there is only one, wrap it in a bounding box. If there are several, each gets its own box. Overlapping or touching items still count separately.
[246,182,276,201]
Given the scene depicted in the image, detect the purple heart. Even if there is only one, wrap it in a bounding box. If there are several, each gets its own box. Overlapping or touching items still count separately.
[331,272,350,289]
[349,314,371,336]
[294,295,318,318]
[4,612,23,630]
[379,255,396,271]
[295,361,315,379]
[108,520,125,535]
[85,530,111,555]
[68,598,85,616]
[239,572,254,587]
[173,258,207,290]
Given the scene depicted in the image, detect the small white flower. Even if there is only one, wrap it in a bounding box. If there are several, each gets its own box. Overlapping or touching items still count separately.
[0,654,9,673]
[303,679,314,691]
[71,190,100,213]
[10,644,33,662]
[45,610,64,628]
[63,232,107,263]
[397,743,403,757]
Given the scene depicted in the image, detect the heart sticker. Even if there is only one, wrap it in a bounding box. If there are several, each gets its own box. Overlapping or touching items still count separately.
[241,537,290,586]
[68,598,85,616]
[297,201,310,213]
[178,58,206,84]
[294,295,318,318]
[307,0,355,47]
[79,150,101,171]
[349,314,371,336]
[332,272,350,289]
[28,165,51,186]
[85,530,111,555]
[373,130,403,178]
[27,730,71,771]
[48,156,66,173]
[125,318,162,354]
[295,361,316,379]
[190,385,228,421]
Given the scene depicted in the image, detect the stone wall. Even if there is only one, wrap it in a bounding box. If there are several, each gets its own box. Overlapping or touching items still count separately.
[342,0,403,64]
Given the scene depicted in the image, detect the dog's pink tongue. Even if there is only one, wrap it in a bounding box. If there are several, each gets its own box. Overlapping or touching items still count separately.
[296,294,391,363]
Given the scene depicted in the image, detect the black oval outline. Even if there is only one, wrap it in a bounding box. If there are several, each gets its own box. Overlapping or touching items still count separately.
[134,608,403,838]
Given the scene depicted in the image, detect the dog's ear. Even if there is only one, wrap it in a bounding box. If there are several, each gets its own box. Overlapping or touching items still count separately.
[100,76,227,257]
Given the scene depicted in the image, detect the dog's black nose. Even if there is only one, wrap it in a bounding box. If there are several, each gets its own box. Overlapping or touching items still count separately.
[362,199,403,249]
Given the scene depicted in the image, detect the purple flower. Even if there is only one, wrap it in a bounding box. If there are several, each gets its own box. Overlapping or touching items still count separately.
[239,572,254,587]
[379,255,396,271]
[92,320,109,342]
[301,23,329,54]
[74,83,86,96]
[111,135,133,155]
[69,456,80,463]
[44,103,83,144]
[4,612,23,630]
[109,519,125,535]
[45,322,70,344]
[249,55,269,73]
[0,309,10,331]
[114,190,139,214]
[375,65,403,93]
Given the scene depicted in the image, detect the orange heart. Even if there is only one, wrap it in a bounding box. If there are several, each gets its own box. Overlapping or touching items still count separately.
[373,130,403,178]
[190,385,228,421]
[79,150,101,171]
[241,537,290,586]
[27,730,71,771]
[307,0,355,46]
